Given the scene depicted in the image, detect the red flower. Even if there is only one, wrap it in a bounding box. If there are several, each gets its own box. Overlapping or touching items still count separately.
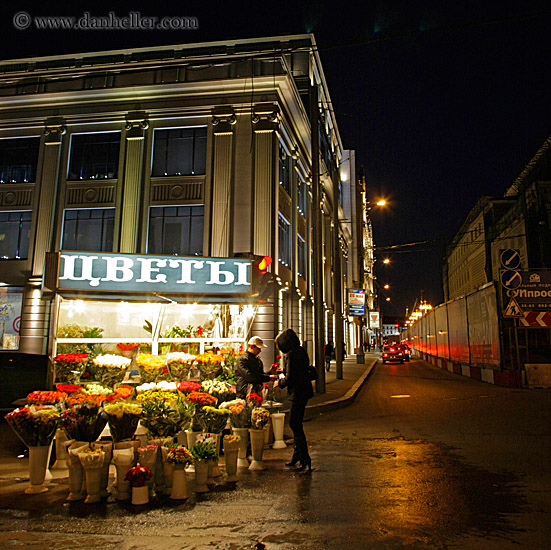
[247,392,263,406]
[196,326,204,336]
[178,381,202,393]
[55,384,83,394]
[262,383,269,388]
[276,355,282,359]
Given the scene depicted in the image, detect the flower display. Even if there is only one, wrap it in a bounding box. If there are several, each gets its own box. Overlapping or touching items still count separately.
[220,399,250,428]
[53,353,89,384]
[186,391,217,407]
[26,390,67,405]
[223,434,241,443]
[251,407,270,429]
[109,385,135,401]
[166,445,194,466]
[189,440,218,461]
[117,343,139,352]
[166,352,196,381]
[103,402,142,442]
[55,384,83,394]
[196,405,230,433]
[136,381,178,393]
[136,353,168,383]
[61,398,107,442]
[77,445,105,468]
[125,465,152,487]
[247,392,263,407]
[81,384,113,396]
[92,354,132,387]
[194,352,224,380]
[5,406,60,447]
[137,391,193,438]
[177,381,202,394]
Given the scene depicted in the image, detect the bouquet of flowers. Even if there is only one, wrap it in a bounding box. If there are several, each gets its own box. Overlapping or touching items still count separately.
[26,390,67,405]
[251,407,270,429]
[5,406,60,447]
[166,445,194,466]
[137,391,193,438]
[166,352,196,381]
[196,405,230,433]
[103,402,142,442]
[92,354,132,387]
[219,399,250,428]
[223,433,241,452]
[53,353,89,384]
[194,353,224,380]
[201,379,236,405]
[125,465,152,487]
[177,381,201,394]
[82,383,113,396]
[136,353,168,383]
[247,392,263,407]
[77,444,105,468]
[185,391,217,408]
[55,384,83,394]
[116,343,139,358]
[61,395,108,442]
[136,381,178,394]
[217,348,242,383]
[189,440,218,462]
[107,385,135,402]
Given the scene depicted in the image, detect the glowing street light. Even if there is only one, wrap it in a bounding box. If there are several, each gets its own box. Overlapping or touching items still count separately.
[386,297,391,302]
[376,199,386,206]
[383,258,390,264]
[384,284,390,289]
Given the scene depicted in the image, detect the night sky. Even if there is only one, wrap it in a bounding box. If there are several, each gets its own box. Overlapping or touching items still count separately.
[1,1,550,318]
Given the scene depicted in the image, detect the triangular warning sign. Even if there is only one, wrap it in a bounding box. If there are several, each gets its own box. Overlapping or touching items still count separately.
[504,297,523,318]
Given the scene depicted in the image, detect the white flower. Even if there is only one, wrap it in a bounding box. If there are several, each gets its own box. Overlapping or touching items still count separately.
[93,354,132,369]
[166,352,195,363]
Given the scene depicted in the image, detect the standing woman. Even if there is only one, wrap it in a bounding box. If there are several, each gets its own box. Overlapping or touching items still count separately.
[275,328,314,472]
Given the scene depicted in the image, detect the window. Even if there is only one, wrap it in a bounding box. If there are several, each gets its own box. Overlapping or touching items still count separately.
[0,211,31,259]
[278,213,291,267]
[152,127,207,177]
[297,179,307,215]
[338,180,343,206]
[148,205,204,256]
[0,137,40,184]
[297,234,306,277]
[62,208,115,251]
[278,143,292,194]
[68,133,121,180]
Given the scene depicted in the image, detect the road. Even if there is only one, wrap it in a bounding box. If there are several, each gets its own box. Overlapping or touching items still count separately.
[1,358,550,549]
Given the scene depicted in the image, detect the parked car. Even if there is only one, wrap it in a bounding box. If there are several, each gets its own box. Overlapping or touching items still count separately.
[400,343,411,362]
[382,344,404,364]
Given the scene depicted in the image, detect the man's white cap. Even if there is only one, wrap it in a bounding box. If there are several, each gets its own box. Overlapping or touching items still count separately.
[248,336,267,348]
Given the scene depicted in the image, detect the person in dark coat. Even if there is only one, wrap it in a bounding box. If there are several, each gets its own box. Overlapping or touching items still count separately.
[235,336,276,399]
[275,328,314,472]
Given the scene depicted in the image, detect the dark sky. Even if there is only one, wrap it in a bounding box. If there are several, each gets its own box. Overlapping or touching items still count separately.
[1,1,550,318]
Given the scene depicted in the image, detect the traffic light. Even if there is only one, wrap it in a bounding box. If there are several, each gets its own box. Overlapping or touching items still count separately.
[252,255,276,302]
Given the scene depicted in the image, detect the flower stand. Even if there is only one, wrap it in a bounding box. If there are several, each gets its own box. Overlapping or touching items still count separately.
[194,459,209,493]
[160,446,174,496]
[51,429,69,470]
[65,441,88,501]
[232,427,249,468]
[271,412,287,449]
[77,449,105,504]
[170,465,189,499]
[131,485,149,505]
[92,441,112,498]
[248,428,266,471]
[25,445,51,494]
[223,439,239,482]
[112,448,134,501]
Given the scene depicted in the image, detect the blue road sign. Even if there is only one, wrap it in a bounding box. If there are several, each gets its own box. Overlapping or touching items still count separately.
[501,269,522,289]
[500,249,521,270]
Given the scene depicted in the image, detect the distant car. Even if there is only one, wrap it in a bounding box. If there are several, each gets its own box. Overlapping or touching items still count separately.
[382,344,404,364]
[400,343,411,362]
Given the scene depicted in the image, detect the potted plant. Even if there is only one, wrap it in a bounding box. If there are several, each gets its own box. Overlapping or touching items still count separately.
[126,465,152,505]
[189,440,217,493]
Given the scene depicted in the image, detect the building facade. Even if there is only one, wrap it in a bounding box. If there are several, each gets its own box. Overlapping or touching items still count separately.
[0,35,368,388]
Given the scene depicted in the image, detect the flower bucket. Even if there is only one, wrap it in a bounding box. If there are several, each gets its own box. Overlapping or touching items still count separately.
[194,459,209,493]
[248,428,266,471]
[232,427,249,468]
[112,448,134,501]
[92,440,113,498]
[131,484,149,505]
[65,441,88,501]
[170,465,189,499]
[271,412,287,449]
[78,448,105,503]
[138,445,158,496]
[26,445,51,494]
[223,439,239,482]
[51,428,69,470]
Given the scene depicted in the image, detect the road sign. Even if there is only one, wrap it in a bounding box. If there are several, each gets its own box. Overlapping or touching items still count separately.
[519,311,551,327]
[501,270,522,289]
[500,249,521,270]
[369,311,380,329]
[503,297,523,317]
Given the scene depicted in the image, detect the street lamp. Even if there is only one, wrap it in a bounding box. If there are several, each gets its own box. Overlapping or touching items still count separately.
[384,284,390,289]
[383,258,390,264]
[376,199,386,206]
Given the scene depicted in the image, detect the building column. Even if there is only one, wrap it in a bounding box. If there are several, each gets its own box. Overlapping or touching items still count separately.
[119,113,148,254]
[210,108,236,257]
[252,302,277,367]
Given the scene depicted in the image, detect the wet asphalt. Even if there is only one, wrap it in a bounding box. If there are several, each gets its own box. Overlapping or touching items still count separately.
[1,358,550,549]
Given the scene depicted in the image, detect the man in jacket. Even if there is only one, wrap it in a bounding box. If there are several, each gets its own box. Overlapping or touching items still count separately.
[235,336,276,399]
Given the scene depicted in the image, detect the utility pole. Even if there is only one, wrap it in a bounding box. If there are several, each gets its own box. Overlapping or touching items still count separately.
[310,82,326,393]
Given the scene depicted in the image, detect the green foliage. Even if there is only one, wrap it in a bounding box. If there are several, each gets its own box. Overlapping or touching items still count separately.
[56,324,104,356]
[190,440,218,461]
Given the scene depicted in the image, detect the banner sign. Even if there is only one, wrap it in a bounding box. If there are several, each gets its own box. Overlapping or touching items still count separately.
[348,288,365,316]
[56,252,252,295]
[368,311,380,329]
[502,269,551,310]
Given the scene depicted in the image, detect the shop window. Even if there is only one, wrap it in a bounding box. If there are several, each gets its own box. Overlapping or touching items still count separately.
[297,178,307,215]
[278,213,291,267]
[152,127,207,177]
[68,132,121,180]
[0,211,31,259]
[148,205,204,256]
[62,208,115,251]
[297,234,306,277]
[0,137,40,184]
[279,143,292,195]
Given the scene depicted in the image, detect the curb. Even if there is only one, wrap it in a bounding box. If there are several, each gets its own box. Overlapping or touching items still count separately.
[303,359,378,420]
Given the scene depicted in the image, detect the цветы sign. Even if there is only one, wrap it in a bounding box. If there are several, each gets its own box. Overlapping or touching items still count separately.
[57,252,251,294]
